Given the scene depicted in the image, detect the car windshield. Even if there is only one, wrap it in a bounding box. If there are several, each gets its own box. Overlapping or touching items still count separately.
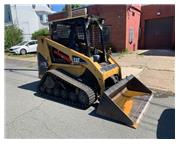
[17,41,28,46]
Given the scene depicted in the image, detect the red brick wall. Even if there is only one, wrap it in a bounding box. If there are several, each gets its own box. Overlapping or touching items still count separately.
[87,5,127,52]
[139,5,175,49]
[48,11,66,21]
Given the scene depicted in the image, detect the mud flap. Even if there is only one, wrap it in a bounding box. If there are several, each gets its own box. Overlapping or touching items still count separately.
[96,75,153,128]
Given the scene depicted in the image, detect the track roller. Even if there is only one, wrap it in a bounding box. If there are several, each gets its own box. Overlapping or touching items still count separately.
[37,69,96,109]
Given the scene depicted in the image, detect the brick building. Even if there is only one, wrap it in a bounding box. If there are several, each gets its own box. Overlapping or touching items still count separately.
[139,5,175,50]
[48,4,175,52]
[49,5,141,52]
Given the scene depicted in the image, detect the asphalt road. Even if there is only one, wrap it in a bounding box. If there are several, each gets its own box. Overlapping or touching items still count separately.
[5,58,175,138]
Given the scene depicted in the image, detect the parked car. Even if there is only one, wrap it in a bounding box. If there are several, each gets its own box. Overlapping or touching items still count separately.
[9,40,38,55]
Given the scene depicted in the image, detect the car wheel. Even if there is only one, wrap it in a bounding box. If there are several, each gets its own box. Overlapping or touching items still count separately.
[20,49,27,55]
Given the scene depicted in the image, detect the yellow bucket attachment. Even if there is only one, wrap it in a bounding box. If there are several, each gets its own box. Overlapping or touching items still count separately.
[96,75,153,128]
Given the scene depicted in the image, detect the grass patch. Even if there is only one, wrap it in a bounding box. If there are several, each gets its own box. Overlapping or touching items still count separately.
[118,48,130,58]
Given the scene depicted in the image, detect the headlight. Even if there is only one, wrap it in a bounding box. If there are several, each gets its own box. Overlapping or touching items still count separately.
[11,47,20,50]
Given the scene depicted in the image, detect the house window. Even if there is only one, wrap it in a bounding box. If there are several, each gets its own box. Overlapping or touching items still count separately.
[129,27,134,44]
[32,4,36,9]
[39,15,43,21]
[44,15,48,23]
[103,26,111,43]
[8,11,11,22]
[5,5,12,23]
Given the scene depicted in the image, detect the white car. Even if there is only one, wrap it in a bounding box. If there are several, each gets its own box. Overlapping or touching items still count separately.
[9,40,38,55]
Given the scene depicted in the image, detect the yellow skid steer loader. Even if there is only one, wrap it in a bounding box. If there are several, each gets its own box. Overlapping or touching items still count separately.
[37,14,153,128]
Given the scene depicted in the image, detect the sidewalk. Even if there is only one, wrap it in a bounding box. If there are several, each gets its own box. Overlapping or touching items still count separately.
[5,54,37,62]
[121,67,143,78]
[114,50,175,93]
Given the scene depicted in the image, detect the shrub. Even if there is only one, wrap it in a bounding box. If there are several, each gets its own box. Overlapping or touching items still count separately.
[5,25,23,51]
[62,4,82,11]
[31,28,49,40]
[123,48,129,54]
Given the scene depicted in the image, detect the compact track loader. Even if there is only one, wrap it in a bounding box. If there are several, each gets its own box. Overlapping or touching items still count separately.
[37,14,153,128]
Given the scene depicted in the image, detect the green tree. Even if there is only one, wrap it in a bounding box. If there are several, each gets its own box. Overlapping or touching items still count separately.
[72,4,81,9]
[5,25,23,51]
[31,28,49,40]
[62,4,82,11]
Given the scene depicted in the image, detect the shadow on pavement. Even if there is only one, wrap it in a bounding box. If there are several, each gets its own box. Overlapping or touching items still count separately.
[156,108,175,139]
[88,108,134,129]
[18,81,89,110]
[138,50,175,57]
[18,81,39,92]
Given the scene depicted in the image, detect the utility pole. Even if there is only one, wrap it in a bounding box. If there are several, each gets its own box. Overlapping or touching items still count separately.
[65,4,72,18]
[14,5,19,26]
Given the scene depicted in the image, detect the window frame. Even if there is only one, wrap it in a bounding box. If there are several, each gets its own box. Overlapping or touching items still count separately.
[129,27,134,44]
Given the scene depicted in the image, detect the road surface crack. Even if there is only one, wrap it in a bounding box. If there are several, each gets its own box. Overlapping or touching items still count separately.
[121,65,174,72]
[6,100,45,126]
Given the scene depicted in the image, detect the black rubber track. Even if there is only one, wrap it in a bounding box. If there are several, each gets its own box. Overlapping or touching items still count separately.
[37,69,96,109]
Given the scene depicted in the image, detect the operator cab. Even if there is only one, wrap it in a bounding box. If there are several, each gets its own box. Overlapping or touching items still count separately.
[49,15,107,63]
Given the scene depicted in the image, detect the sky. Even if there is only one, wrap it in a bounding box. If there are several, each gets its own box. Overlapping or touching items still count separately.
[51,4,90,12]
[51,4,65,12]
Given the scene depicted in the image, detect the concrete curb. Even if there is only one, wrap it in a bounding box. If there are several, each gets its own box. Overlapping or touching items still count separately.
[121,66,143,78]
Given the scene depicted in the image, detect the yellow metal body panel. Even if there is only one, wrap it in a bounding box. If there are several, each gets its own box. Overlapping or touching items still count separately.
[37,37,122,95]
[50,64,86,77]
